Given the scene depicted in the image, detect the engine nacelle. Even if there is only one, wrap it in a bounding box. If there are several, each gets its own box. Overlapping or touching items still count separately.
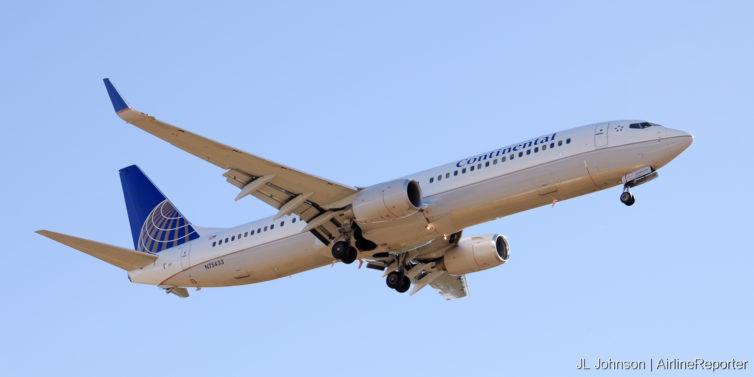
[440,234,510,275]
[351,179,422,223]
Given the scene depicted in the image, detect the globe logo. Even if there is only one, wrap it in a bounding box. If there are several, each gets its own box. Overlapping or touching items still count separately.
[138,200,197,253]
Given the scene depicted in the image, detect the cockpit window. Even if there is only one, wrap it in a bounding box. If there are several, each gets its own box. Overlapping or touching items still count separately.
[629,122,653,129]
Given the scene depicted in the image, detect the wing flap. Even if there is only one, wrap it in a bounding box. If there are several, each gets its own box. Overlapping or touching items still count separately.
[36,230,157,271]
[429,273,469,300]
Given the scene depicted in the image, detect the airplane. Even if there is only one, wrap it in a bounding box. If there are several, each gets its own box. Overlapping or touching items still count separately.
[36,79,693,299]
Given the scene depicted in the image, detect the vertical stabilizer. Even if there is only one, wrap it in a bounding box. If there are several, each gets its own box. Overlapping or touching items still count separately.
[119,165,198,253]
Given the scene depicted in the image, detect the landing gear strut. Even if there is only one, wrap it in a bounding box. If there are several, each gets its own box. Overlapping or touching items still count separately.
[620,166,659,206]
[331,240,357,264]
[620,187,635,206]
[386,270,411,293]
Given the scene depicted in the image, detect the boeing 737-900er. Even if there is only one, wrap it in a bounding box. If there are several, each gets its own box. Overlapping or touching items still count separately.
[37,79,693,299]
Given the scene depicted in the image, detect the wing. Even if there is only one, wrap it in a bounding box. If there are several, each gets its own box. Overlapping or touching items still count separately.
[103,79,357,244]
[429,273,469,300]
[371,231,470,300]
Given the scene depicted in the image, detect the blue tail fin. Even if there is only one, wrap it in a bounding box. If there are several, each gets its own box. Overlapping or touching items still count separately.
[119,165,199,253]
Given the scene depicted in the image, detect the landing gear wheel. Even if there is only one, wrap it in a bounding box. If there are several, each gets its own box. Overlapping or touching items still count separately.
[386,271,404,289]
[620,191,635,206]
[395,276,411,293]
[331,241,348,260]
[341,246,357,264]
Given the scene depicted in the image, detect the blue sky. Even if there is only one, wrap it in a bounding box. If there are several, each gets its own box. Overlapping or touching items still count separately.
[2,1,752,376]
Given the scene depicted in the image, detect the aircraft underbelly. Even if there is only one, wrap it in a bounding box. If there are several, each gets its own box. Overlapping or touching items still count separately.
[429,142,661,231]
[356,143,656,251]
[156,140,683,289]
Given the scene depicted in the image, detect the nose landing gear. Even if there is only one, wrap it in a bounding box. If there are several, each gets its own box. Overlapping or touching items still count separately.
[619,166,659,206]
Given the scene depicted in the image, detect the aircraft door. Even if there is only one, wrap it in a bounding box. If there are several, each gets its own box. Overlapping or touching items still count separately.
[179,244,191,270]
[594,124,608,148]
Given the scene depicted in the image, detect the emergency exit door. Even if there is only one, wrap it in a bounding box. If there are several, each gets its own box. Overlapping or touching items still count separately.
[179,244,191,270]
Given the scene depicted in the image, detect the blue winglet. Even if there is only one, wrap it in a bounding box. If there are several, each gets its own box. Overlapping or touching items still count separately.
[103,78,129,113]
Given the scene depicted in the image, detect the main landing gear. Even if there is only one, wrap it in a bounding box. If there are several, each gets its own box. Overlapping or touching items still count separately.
[331,221,412,294]
[386,270,411,293]
[620,187,636,206]
[332,241,413,294]
[331,240,357,264]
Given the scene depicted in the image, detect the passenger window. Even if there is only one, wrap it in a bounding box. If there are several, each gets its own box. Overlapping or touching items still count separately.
[219,239,223,245]
[518,151,523,157]
[502,156,506,162]
[225,238,229,243]
[470,166,475,171]
[485,161,490,167]
[280,221,285,226]
[257,228,261,233]
[429,177,434,183]
[550,142,555,148]
[566,138,571,144]
[477,163,482,169]
[212,241,216,247]
[437,175,442,181]
[445,173,450,179]
[264,226,268,231]
[493,159,497,165]
[270,224,274,230]
[251,230,255,235]
[292,218,296,223]
[231,236,235,241]
[542,145,547,151]
[238,234,241,238]
[510,154,514,160]
[244,232,248,237]
[462,168,466,173]
[558,140,563,146]
[454,170,458,176]
[534,147,539,153]
[526,149,531,155]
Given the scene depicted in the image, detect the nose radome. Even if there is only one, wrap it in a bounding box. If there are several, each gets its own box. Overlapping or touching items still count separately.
[663,128,694,158]
[683,132,694,148]
[666,128,694,145]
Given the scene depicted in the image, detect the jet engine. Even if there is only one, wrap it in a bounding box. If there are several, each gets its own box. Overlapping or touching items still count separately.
[439,234,510,275]
[351,179,422,223]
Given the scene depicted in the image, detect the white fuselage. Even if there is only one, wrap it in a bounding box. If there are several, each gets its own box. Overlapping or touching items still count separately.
[129,120,692,288]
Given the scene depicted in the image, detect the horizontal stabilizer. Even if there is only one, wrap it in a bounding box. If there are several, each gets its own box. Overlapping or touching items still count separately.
[36,230,157,271]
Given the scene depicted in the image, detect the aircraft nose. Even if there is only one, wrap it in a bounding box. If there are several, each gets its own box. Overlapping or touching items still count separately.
[662,128,694,156]
[667,128,694,148]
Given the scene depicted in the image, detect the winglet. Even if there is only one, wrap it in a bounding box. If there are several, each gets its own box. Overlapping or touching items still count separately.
[103,78,130,113]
